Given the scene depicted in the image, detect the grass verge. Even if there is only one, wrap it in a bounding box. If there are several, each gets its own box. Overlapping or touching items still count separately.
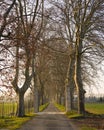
[0,113,35,130]
[39,103,49,112]
[66,109,100,130]
[66,110,83,118]
[54,103,65,112]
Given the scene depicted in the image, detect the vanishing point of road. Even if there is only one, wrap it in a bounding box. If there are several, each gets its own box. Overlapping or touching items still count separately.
[17,103,78,130]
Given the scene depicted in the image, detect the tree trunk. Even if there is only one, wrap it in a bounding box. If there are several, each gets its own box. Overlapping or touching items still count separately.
[34,88,39,113]
[41,93,44,105]
[74,32,85,114]
[77,64,86,113]
[65,54,75,112]
[66,86,71,112]
[17,92,25,117]
[61,96,65,106]
[41,85,44,105]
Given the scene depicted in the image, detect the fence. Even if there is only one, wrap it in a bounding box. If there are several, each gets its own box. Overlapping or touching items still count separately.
[0,101,17,117]
[0,98,34,118]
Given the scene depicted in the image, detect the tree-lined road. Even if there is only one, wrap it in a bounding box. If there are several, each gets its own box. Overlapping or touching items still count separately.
[17,103,78,130]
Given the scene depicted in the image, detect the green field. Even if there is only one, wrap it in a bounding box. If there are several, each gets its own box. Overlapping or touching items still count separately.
[0,102,17,117]
[85,103,104,114]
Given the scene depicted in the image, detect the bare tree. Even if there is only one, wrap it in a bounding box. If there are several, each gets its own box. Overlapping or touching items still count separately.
[49,0,104,114]
[11,0,44,117]
[0,0,16,40]
[73,0,104,114]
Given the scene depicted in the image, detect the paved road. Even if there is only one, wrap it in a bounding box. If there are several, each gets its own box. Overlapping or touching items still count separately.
[17,103,78,130]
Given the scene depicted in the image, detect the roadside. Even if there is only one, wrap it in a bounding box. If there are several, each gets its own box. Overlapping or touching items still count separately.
[55,103,104,130]
[71,114,104,130]
[0,103,48,130]
[17,103,78,130]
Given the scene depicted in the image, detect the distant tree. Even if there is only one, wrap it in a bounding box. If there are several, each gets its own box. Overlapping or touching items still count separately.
[36,45,52,105]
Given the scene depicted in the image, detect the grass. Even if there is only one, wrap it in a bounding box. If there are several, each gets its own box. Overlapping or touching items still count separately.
[85,103,104,114]
[54,103,83,118]
[0,114,35,130]
[55,102,104,115]
[65,103,104,118]
[66,110,83,118]
[73,103,104,130]
[39,103,49,112]
[0,103,49,130]
[54,103,65,112]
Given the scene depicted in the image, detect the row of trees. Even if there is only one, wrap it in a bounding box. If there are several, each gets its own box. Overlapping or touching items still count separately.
[49,0,104,114]
[0,0,104,116]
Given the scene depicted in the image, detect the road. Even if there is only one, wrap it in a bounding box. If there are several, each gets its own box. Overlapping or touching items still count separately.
[17,103,78,130]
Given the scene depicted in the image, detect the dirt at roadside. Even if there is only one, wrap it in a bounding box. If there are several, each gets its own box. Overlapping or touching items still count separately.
[71,117,104,130]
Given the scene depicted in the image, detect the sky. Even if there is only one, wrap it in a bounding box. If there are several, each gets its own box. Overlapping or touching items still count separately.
[85,63,104,97]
